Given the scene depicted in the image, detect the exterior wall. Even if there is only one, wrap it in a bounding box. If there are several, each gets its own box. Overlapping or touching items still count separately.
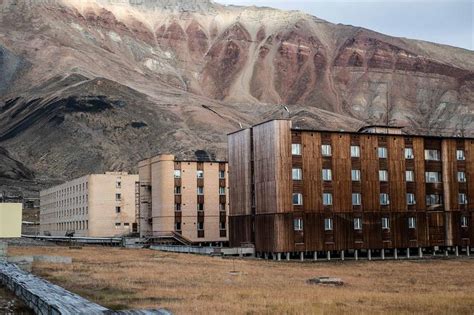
[40,173,138,237]
[0,204,22,238]
[229,119,474,253]
[139,154,229,244]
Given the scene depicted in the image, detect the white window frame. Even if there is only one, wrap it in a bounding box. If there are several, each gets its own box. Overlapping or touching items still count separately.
[406,170,415,182]
[293,193,303,206]
[406,193,416,205]
[380,193,390,205]
[425,149,440,161]
[197,170,204,178]
[219,171,225,179]
[461,216,468,228]
[353,218,362,230]
[352,193,361,206]
[379,170,388,182]
[405,148,414,159]
[292,144,302,156]
[458,171,466,183]
[351,169,361,182]
[351,146,360,158]
[294,218,303,231]
[322,169,332,181]
[292,168,302,181]
[459,193,468,205]
[378,147,388,159]
[457,150,466,161]
[324,218,333,231]
[408,217,416,229]
[197,187,204,195]
[382,217,390,230]
[322,145,332,157]
[197,222,204,231]
[115,193,121,201]
[425,171,441,183]
[219,187,226,196]
[426,194,442,206]
[323,193,333,206]
[174,170,181,178]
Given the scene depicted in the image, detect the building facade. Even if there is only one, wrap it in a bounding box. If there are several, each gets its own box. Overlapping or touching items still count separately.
[40,172,138,237]
[228,120,474,258]
[138,154,229,245]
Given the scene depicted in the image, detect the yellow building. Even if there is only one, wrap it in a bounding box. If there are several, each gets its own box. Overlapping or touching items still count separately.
[139,155,229,245]
[0,203,22,238]
[40,172,139,237]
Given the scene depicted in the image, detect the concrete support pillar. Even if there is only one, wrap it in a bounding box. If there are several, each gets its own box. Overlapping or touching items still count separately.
[300,252,304,262]
[455,246,459,257]
[264,252,268,260]
[272,253,276,261]
[286,252,290,261]
[313,251,318,261]
[381,249,385,260]
[277,253,281,261]
[407,248,410,259]
[445,249,449,257]
[418,247,423,258]
[341,251,345,261]
[467,246,470,257]
[394,248,398,260]
[327,251,331,261]
[355,250,359,261]
[368,249,372,261]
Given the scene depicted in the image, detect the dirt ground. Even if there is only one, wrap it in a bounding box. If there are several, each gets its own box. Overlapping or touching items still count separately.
[9,246,474,314]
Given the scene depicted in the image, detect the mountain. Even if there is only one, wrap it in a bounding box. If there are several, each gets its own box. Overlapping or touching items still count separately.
[0,0,473,192]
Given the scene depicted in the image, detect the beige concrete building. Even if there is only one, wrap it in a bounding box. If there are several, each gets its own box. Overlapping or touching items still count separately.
[139,155,229,245]
[40,172,139,237]
[0,203,22,238]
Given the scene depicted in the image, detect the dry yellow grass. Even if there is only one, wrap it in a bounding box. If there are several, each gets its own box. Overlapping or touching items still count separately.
[9,246,474,314]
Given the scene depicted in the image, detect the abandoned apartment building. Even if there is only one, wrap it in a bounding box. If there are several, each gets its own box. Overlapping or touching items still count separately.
[138,154,229,245]
[40,172,139,237]
[228,119,474,260]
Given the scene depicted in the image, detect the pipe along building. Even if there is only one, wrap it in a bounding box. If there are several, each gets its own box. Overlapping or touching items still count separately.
[228,120,474,260]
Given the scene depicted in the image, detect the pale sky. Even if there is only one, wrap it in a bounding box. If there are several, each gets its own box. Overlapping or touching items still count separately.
[216,0,473,51]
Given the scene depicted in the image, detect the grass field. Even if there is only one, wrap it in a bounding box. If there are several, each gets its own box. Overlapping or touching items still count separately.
[9,246,474,314]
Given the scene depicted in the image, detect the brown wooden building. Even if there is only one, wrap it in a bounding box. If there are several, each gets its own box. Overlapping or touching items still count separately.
[228,120,473,259]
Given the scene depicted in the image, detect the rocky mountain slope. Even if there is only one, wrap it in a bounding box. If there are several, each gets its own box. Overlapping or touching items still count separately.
[0,0,473,191]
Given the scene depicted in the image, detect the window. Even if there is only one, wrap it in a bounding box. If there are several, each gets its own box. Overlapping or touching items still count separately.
[175,222,182,231]
[458,172,466,183]
[380,193,390,205]
[405,148,414,159]
[354,218,362,230]
[425,172,441,183]
[379,170,388,182]
[378,147,388,159]
[219,171,225,179]
[457,150,465,161]
[219,187,226,195]
[426,194,443,206]
[115,206,121,213]
[461,216,468,228]
[124,223,130,227]
[293,193,303,206]
[425,149,440,161]
[322,169,332,181]
[382,217,390,230]
[323,193,333,206]
[459,193,468,205]
[197,187,204,195]
[351,146,360,158]
[351,170,361,181]
[406,193,416,205]
[292,168,302,180]
[324,218,333,231]
[174,170,181,178]
[219,203,226,211]
[352,193,361,206]
[115,193,121,201]
[174,186,181,195]
[116,181,122,188]
[406,170,415,182]
[197,222,204,231]
[197,170,204,178]
[220,221,226,230]
[115,223,121,228]
[292,144,301,156]
[175,203,181,211]
[197,203,204,211]
[293,218,303,231]
[322,145,332,157]
[408,217,416,229]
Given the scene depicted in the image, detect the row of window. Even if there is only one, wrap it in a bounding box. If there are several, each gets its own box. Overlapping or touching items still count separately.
[56,220,89,231]
[174,170,226,179]
[175,203,227,211]
[292,192,468,206]
[292,144,467,161]
[293,216,469,232]
[174,186,227,195]
[174,221,227,231]
[292,168,467,184]
[114,222,131,229]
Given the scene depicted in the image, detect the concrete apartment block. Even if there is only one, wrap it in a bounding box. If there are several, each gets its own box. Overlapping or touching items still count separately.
[40,172,139,237]
[0,203,22,238]
[139,154,229,245]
